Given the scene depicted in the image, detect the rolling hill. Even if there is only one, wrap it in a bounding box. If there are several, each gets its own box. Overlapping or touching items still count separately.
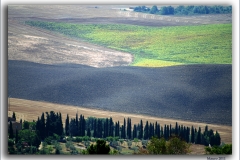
[8,60,232,125]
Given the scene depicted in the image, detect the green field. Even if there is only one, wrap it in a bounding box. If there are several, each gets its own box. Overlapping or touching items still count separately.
[25,21,232,67]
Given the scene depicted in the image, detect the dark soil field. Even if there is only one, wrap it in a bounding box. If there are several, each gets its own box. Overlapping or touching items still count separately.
[8,60,232,126]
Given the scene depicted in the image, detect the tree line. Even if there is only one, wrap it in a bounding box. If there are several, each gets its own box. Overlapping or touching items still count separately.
[133,5,232,15]
[8,111,223,154]
[34,111,221,146]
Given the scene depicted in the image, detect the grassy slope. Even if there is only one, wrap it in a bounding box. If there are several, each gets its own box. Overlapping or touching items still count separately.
[25,21,232,67]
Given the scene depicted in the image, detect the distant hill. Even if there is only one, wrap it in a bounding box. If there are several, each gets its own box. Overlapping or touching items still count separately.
[8,60,232,125]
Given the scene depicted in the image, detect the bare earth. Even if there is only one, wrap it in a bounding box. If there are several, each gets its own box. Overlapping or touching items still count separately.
[8,98,232,144]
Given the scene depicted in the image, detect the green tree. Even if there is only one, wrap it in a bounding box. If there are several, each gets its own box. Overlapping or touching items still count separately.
[214,131,221,146]
[94,119,97,137]
[147,136,167,154]
[150,5,158,14]
[144,121,149,140]
[133,124,137,139]
[175,122,178,135]
[87,139,110,154]
[167,136,190,154]
[123,118,126,139]
[138,120,143,139]
[65,114,69,136]
[8,139,16,154]
[15,130,19,144]
[9,121,14,139]
[18,129,41,148]
[12,112,16,119]
[23,121,30,130]
[191,126,195,143]
[109,117,113,137]
[87,128,91,137]
[196,127,202,144]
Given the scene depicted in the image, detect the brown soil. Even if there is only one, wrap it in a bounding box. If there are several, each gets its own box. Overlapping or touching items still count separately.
[8,98,232,144]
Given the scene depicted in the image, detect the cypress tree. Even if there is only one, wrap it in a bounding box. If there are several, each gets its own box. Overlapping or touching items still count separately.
[163,124,167,140]
[123,118,126,139]
[93,119,97,138]
[157,124,160,138]
[59,112,63,136]
[97,119,102,138]
[194,128,198,143]
[115,121,119,137]
[144,121,149,140]
[133,124,137,139]
[15,129,19,144]
[214,131,221,146]
[169,124,172,137]
[12,112,16,119]
[79,115,82,136]
[196,127,201,144]
[128,118,132,139]
[121,125,124,139]
[109,117,113,137]
[40,113,45,139]
[191,126,195,143]
[104,118,109,138]
[87,128,91,137]
[149,123,152,139]
[65,114,69,136]
[166,125,169,140]
[82,116,85,136]
[138,120,143,140]
[76,113,78,127]
[45,112,50,137]
[187,127,190,143]
[175,122,178,135]
[160,126,163,138]
[180,125,184,140]
[152,123,154,139]
[9,121,14,139]
[155,121,158,136]
[204,125,208,136]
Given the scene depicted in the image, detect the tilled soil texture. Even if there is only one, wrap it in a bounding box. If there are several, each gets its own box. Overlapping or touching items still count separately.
[8,5,231,68]
[8,60,232,126]
[8,98,232,144]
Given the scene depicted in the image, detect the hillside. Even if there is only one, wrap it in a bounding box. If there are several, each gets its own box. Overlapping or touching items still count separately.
[8,60,232,125]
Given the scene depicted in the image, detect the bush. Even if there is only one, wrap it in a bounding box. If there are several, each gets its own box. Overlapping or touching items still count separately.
[205,144,232,154]
[44,136,54,145]
[87,139,110,154]
[166,136,190,154]
[147,137,166,154]
[75,137,83,142]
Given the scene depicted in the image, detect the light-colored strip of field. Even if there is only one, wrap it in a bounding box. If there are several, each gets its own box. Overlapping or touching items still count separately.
[8,98,231,144]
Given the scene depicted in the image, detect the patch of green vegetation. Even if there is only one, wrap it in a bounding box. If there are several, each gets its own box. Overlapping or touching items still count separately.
[25,21,232,67]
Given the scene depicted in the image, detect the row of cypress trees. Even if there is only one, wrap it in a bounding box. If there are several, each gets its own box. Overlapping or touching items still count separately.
[35,112,221,146]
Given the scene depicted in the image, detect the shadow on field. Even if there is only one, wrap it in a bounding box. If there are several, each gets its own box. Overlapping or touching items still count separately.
[8,60,232,125]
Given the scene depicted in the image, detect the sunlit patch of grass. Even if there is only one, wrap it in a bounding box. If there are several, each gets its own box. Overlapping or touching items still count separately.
[132,58,184,67]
